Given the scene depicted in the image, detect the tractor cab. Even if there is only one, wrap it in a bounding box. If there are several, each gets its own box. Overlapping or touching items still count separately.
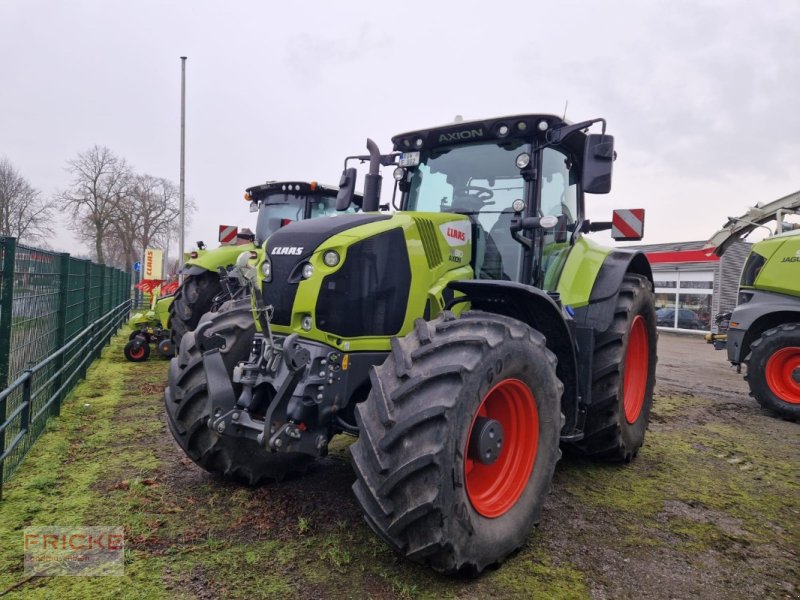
[245,180,361,246]
[391,114,616,288]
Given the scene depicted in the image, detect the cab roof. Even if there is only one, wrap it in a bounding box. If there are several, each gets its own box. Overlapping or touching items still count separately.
[245,180,341,200]
[391,114,586,155]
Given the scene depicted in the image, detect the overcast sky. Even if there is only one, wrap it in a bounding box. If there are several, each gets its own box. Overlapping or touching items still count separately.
[2,0,798,257]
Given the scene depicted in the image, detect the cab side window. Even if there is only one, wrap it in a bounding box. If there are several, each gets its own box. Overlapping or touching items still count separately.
[540,148,578,224]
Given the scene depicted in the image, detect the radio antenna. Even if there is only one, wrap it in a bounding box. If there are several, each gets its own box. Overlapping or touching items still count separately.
[562,100,569,120]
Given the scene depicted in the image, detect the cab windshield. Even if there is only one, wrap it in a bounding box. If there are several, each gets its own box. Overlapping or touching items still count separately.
[255,193,344,244]
[405,140,529,280]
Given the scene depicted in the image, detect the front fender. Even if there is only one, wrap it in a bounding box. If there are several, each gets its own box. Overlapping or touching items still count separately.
[184,243,257,274]
[447,280,580,437]
[727,290,800,363]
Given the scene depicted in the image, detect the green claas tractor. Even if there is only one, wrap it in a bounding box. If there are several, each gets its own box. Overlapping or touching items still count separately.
[125,294,174,361]
[165,114,657,574]
[722,229,800,419]
[168,181,348,347]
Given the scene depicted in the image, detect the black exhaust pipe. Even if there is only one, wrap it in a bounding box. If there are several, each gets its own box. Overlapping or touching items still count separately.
[362,138,383,212]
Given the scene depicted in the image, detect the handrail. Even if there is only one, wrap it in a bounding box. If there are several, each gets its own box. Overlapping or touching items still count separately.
[0,298,131,498]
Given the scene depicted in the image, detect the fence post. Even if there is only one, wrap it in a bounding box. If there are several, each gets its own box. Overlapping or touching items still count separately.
[0,237,17,498]
[83,261,91,330]
[54,253,70,417]
[96,266,106,358]
[0,237,15,391]
[81,261,91,379]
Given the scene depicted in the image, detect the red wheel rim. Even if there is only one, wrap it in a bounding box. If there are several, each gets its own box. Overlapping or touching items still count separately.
[623,315,649,424]
[464,379,538,519]
[765,346,800,405]
[129,346,145,360]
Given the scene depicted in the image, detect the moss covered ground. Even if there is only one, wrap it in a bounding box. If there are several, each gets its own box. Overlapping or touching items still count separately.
[0,333,796,599]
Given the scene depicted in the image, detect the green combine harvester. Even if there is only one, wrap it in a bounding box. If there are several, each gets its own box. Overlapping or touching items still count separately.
[165,114,657,574]
[168,181,351,347]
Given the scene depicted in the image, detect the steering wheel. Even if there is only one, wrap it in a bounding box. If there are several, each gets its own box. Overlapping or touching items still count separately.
[462,185,494,202]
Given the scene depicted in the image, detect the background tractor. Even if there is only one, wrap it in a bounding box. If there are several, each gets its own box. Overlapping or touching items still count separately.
[705,195,800,419]
[168,181,350,347]
[165,114,657,574]
[125,292,174,362]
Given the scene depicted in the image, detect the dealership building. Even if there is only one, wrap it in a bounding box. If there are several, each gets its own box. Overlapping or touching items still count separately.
[632,240,751,332]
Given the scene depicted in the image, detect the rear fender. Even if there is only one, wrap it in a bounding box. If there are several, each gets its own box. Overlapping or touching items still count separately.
[447,280,580,437]
[572,250,653,333]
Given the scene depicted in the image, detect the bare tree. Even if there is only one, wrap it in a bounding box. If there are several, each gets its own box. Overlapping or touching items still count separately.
[0,158,53,242]
[58,146,131,263]
[110,174,182,270]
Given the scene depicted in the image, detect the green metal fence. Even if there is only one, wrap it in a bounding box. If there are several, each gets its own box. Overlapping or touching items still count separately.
[0,237,132,497]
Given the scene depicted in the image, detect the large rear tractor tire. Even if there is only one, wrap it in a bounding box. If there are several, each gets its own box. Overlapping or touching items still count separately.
[570,274,657,462]
[744,323,800,421]
[164,299,312,484]
[168,271,222,348]
[350,311,563,575]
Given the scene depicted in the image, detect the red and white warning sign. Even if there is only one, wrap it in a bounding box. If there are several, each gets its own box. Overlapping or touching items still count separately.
[219,225,238,245]
[611,209,645,241]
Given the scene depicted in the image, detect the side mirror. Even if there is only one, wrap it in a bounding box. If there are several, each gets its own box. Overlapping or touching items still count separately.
[611,209,645,241]
[582,134,615,194]
[336,168,357,211]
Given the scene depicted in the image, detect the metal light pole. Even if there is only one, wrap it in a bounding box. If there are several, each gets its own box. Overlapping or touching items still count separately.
[178,56,187,283]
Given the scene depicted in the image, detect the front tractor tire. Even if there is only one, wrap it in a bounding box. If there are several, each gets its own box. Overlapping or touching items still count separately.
[168,270,222,348]
[350,311,563,575]
[744,323,800,420]
[164,300,311,484]
[571,274,658,461]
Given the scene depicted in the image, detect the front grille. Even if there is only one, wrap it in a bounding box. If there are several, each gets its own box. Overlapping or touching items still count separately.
[316,228,411,337]
[414,217,443,269]
[263,256,301,326]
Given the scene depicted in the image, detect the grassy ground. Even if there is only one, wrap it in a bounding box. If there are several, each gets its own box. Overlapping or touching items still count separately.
[0,333,797,599]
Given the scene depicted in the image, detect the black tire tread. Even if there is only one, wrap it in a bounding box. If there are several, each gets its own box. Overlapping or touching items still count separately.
[744,322,800,421]
[164,299,311,484]
[350,311,563,574]
[571,274,657,462]
[168,271,223,348]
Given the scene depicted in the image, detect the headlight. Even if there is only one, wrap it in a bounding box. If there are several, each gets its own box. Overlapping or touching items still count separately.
[261,258,272,280]
[301,315,313,331]
[515,152,531,169]
[393,167,405,181]
[323,250,340,267]
[301,263,314,279]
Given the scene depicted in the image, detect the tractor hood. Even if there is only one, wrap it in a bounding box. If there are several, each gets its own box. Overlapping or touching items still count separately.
[265,213,390,263]
[261,211,473,342]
